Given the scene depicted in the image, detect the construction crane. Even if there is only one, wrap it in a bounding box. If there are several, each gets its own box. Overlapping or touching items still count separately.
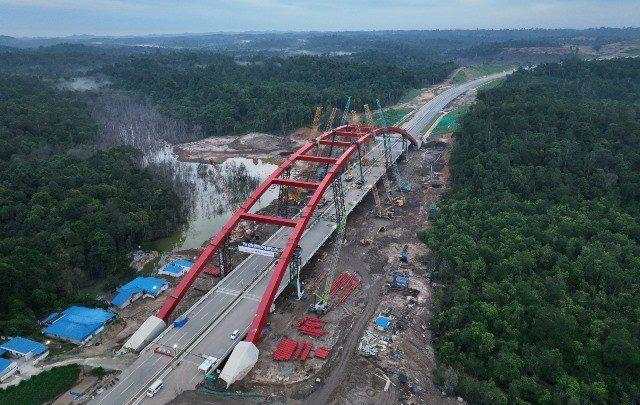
[313,174,347,314]
[340,97,352,126]
[316,100,350,181]
[311,106,323,132]
[327,97,351,161]
[376,99,411,191]
[312,97,351,314]
[325,107,338,131]
[364,104,375,126]
[313,99,358,313]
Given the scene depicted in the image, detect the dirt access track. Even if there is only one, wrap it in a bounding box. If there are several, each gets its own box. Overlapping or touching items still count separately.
[175,132,295,164]
[167,79,486,405]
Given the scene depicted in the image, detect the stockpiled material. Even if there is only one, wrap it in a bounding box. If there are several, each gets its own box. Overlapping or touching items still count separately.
[330,272,361,303]
[273,338,316,362]
[297,316,326,337]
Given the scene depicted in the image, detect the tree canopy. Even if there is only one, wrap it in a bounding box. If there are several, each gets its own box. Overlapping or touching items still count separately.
[0,76,183,336]
[423,58,640,403]
[104,53,455,137]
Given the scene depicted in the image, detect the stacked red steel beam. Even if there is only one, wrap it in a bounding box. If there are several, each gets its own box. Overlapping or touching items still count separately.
[300,342,312,360]
[273,338,298,361]
[315,347,330,359]
[297,316,326,337]
[330,272,361,303]
[273,338,315,361]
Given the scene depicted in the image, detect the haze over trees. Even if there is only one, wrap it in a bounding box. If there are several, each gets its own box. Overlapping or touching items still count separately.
[423,58,640,403]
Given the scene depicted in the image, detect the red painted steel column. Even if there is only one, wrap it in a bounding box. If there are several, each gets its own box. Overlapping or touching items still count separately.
[245,126,418,342]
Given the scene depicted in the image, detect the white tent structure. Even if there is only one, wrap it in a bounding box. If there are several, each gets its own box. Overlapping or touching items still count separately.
[219,342,259,387]
[123,316,166,352]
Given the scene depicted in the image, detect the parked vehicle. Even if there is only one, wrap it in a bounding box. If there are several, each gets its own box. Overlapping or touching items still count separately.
[146,379,163,397]
[154,346,174,357]
[229,329,240,340]
[173,316,189,328]
[198,355,219,373]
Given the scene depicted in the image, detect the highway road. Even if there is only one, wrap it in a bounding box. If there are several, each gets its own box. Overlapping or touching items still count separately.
[95,71,510,405]
[403,71,512,141]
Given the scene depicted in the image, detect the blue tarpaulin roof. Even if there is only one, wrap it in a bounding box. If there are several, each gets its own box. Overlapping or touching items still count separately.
[111,277,168,307]
[43,306,115,344]
[0,358,13,375]
[374,315,392,331]
[393,274,410,288]
[0,336,47,357]
[159,259,193,276]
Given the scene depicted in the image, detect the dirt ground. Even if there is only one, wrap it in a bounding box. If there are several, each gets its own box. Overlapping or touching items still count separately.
[395,84,452,119]
[304,137,457,405]
[48,81,461,403]
[175,132,295,164]
[167,82,470,405]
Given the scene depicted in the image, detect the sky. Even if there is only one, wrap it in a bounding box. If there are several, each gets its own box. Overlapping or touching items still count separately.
[1,0,639,37]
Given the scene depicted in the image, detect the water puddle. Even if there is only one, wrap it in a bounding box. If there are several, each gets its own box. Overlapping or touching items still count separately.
[145,146,278,251]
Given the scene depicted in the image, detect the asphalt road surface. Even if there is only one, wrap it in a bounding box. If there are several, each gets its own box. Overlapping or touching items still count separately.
[95,71,510,405]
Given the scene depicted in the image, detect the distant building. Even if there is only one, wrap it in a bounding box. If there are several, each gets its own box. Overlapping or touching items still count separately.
[0,336,48,362]
[110,277,169,309]
[0,358,17,382]
[158,258,193,277]
[43,306,115,345]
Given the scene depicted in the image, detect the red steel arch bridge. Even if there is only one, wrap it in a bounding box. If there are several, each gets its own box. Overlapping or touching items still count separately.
[158,123,417,342]
[99,71,508,405]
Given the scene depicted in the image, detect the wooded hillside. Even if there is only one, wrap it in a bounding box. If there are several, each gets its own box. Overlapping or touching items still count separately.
[104,53,455,137]
[423,58,640,403]
[0,76,183,335]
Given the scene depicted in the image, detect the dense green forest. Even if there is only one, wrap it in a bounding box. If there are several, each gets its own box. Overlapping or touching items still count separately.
[0,76,183,336]
[2,28,639,58]
[0,364,80,403]
[0,43,143,76]
[423,58,640,403]
[104,53,455,137]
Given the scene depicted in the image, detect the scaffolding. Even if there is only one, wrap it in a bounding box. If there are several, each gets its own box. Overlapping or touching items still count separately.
[376,99,411,192]
[313,173,347,313]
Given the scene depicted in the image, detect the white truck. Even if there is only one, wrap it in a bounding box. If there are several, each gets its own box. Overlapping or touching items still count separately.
[198,356,219,373]
[146,379,163,397]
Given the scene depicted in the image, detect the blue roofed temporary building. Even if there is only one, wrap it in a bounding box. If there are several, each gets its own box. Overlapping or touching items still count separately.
[158,258,193,277]
[111,277,169,309]
[43,306,115,345]
[0,358,17,382]
[0,336,48,360]
[374,315,392,331]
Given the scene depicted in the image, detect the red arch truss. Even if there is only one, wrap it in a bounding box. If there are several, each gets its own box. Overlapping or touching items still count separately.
[156,124,417,342]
